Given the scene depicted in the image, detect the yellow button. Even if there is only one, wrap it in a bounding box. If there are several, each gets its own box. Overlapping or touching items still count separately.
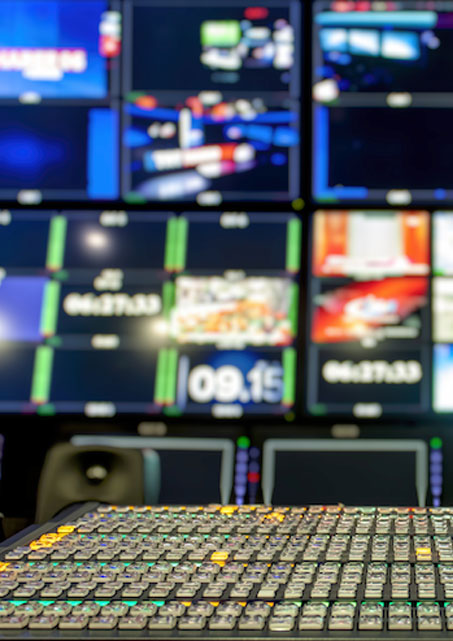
[416,547,431,554]
[211,551,229,562]
[57,526,75,534]
[220,506,237,514]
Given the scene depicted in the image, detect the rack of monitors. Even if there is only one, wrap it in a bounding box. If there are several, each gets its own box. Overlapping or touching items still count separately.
[4,0,453,424]
[0,210,300,417]
[3,208,453,421]
[3,0,453,206]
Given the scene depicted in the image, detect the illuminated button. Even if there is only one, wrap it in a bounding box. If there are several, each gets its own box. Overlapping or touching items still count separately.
[42,602,72,617]
[269,616,295,631]
[160,602,187,617]
[178,615,206,630]
[211,551,228,562]
[388,616,412,630]
[89,615,118,630]
[188,602,215,617]
[329,616,354,630]
[418,616,442,631]
[220,506,237,514]
[14,603,44,617]
[100,602,129,617]
[118,615,147,630]
[239,614,265,630]
[130,603,157,617]
[0,603,14,617]
[148,615,177,630]
[359,615,383,630]
[29,615,59,629]
[0,615,29,629]
[217,602,243,617]
[299,616,324,630]
[209,615,236,630]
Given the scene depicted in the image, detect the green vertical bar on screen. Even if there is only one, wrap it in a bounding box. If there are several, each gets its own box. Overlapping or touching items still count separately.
[165,349,178,404]
[46,216,67,271]
[40,281,61,337]
[288,282,299,337]
[282,348,296,407]
[164,218,177,271]
[286,217,302,273]
[162,282,175,321]
[31,346,54,404]
[154,349,169,405]
[174,217,188,271]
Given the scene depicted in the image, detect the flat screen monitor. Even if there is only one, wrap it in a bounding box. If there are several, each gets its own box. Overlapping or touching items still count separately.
[0,210,300,418]
[307,210,453,420]
[0,0,120,203]
[122,0,301,204]
[312,0,453,205]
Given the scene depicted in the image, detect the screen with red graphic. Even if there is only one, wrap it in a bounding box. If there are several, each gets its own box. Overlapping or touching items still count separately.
[308,210,431,418]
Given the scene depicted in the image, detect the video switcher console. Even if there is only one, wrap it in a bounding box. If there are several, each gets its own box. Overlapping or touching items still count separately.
[0,503,452,638]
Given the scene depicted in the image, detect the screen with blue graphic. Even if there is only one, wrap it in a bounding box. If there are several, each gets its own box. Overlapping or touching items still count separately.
[0,0,115,99]
[0,211,299,417]
[123,94,299,202]
[313,0,453,205]
[122,0,301,203]
[0,0,121,203]
[0,105,119,201]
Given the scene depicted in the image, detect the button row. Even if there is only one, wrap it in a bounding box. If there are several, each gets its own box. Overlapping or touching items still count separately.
[0,600,452,631]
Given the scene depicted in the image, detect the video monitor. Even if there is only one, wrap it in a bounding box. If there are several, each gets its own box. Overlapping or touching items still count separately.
[184,211,299,272]
[313,210,430,278]
[125,1,300,93]
[312,1,453,205]
[0,211,300,417]
[122,92,300,204]
[122,0,301,203]
[433,211,453,276]
[311,277,429,345]
[307,210,431,418]
[0,105,119,202]
[434,344,453,413]
[0,1,119,100]
[313,1,453,94]
[0,0,121,203]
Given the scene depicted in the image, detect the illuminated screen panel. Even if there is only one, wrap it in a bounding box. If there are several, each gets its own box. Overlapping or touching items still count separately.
[313,106,453,204]
[312,1,453,205]
[167,212,300,417]
[127,2,299,93]
[434,344,453,412]
[122,0,301,204]
[433,211,453,413]
[433,211,453,275]
[307,210,431,418]
[0,1,121,203]
[312,210,430,278]
[0,105,119,202]
[313,1,453,94]
[0,1,118,100]
[0,211,300,417]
